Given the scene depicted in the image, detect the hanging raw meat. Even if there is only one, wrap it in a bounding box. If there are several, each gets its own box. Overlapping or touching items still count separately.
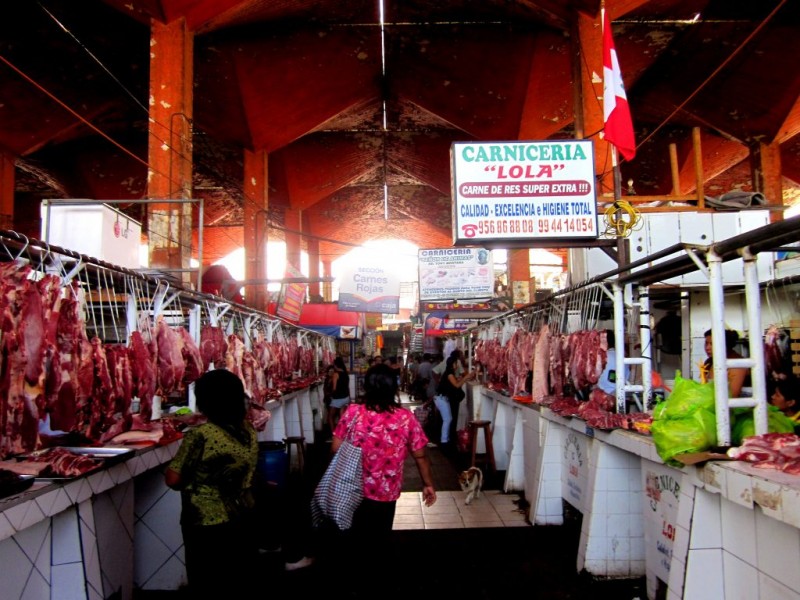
[253,336,273,375]
[98,344,134,443]
[86,337,115,441]
[506,329,528,396]
[241,349,267,405]
[0,329,39,456]
[532,324,550,402]
[177,328,204,383]
[45,288,83,432]
[129,330,157,420]
[154,318,185,395]
[225,334,245,381]
[0,265,44,455]
[569,330,608,391]
[20,280,45,395]
[549,333,569,398]
[200,324,228,371]
[764,325,790,380]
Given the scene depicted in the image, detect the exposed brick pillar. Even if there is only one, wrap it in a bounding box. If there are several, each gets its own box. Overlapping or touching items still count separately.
[322,260,333,302]
[307,238,321,300]
[0,152,14,229]
[750,141,783,222]
[244,149,269,309]
[575,11,614,200]
[508,249,532,306]
[284,208,301,271]
[146,18,194,283]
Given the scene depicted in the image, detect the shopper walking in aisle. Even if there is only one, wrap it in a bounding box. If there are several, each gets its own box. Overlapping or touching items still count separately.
[435,354,475,451]
[327,356,351,434]
[323,363,436,593]
[164,369,258,598]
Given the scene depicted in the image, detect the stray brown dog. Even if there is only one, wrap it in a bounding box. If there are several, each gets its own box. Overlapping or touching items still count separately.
[458,466,483,505]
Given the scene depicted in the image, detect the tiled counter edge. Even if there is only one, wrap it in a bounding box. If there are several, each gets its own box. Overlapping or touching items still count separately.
[0,441,180,542]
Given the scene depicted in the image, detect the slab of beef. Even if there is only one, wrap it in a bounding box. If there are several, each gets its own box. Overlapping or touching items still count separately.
[242,349,267,405]
[253,337,273,376]
[298,345,315,376]
[85,337,115,441]
[568,330,608,391]
[0,329,40,456]
[46,289,88,433]
[506,329,527,397]
[727,432,800,472]
[548,333,569,398]
[129,330,157,420]
[548,396,582,417]
[225,334,245,380]
[532,324,551,402]
[200,325,228,372]
[74,337,95,435]
[27,447,100,478]
[0,264,42,456]
[154,318,185,395]
[98,344,134,443]
[177,328,204,384]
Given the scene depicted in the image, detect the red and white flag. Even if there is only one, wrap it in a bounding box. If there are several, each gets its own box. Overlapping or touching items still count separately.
[602,9,636,161]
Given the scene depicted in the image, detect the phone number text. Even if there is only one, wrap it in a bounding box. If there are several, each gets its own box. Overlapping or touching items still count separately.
[468,217,595,236]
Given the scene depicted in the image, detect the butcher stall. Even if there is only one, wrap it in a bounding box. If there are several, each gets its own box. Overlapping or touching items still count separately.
[0,230,336,598]
[462,214,800,600]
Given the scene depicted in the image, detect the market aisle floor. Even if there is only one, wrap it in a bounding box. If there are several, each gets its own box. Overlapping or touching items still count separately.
[392,489,530,529]
[135,392,646,599]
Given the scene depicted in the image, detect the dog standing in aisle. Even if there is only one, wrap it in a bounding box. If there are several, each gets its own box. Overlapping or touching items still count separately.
[458,466,483,504]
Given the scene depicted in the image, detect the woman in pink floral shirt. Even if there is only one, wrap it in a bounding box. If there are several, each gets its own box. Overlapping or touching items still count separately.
[332,363,437,533]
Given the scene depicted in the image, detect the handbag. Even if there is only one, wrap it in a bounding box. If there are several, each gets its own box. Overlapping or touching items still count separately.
[413,404,431,427]
[310,409,363,530]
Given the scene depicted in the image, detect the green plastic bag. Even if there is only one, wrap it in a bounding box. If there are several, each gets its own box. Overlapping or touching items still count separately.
[653,372,715,420]
[651,408,718,465]
[731,405,795,446]
[651,372,718,465]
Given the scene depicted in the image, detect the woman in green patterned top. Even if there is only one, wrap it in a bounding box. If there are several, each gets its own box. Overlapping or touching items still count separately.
[165,368,258,597]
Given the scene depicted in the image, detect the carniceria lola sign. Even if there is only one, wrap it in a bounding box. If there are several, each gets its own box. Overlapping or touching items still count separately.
[450,140,598,244]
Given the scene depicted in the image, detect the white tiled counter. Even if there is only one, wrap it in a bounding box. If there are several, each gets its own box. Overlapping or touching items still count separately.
[259,384,322,444]
[0,383,324,600]
[468,385,527,492]
[475,385,800,599]
[0,442,181,600]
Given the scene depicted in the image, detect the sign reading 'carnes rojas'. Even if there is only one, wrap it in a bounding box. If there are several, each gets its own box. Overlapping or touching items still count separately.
[338,256,400,315]
[451,140,598,244]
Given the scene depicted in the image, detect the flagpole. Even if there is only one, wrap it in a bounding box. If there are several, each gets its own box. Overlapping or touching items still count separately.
[601,1,631,303]
[611,145,622,201]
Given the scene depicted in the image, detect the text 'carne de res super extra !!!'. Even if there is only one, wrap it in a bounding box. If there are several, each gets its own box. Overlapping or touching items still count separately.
[454,141,597,239]
[353,267,386,295]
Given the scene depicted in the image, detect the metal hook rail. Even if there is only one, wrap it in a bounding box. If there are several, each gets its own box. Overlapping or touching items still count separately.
[465,215,800,438]
[0,228,333,348]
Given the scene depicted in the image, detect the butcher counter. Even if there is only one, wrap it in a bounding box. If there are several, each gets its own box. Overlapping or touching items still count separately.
[471,384,800,600]
[0,383,323,600]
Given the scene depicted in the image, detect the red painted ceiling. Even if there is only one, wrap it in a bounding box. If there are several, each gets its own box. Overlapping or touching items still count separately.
[1,0,799,265]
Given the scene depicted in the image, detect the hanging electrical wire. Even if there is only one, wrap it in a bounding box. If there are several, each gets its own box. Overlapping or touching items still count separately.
[603,200,643,238]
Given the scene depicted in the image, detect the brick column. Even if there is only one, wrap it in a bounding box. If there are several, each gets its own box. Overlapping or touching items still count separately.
[146,18,194,283]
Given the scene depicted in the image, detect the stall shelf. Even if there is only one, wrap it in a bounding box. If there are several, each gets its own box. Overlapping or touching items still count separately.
[0,229,336,597]
[468,215,800,599]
